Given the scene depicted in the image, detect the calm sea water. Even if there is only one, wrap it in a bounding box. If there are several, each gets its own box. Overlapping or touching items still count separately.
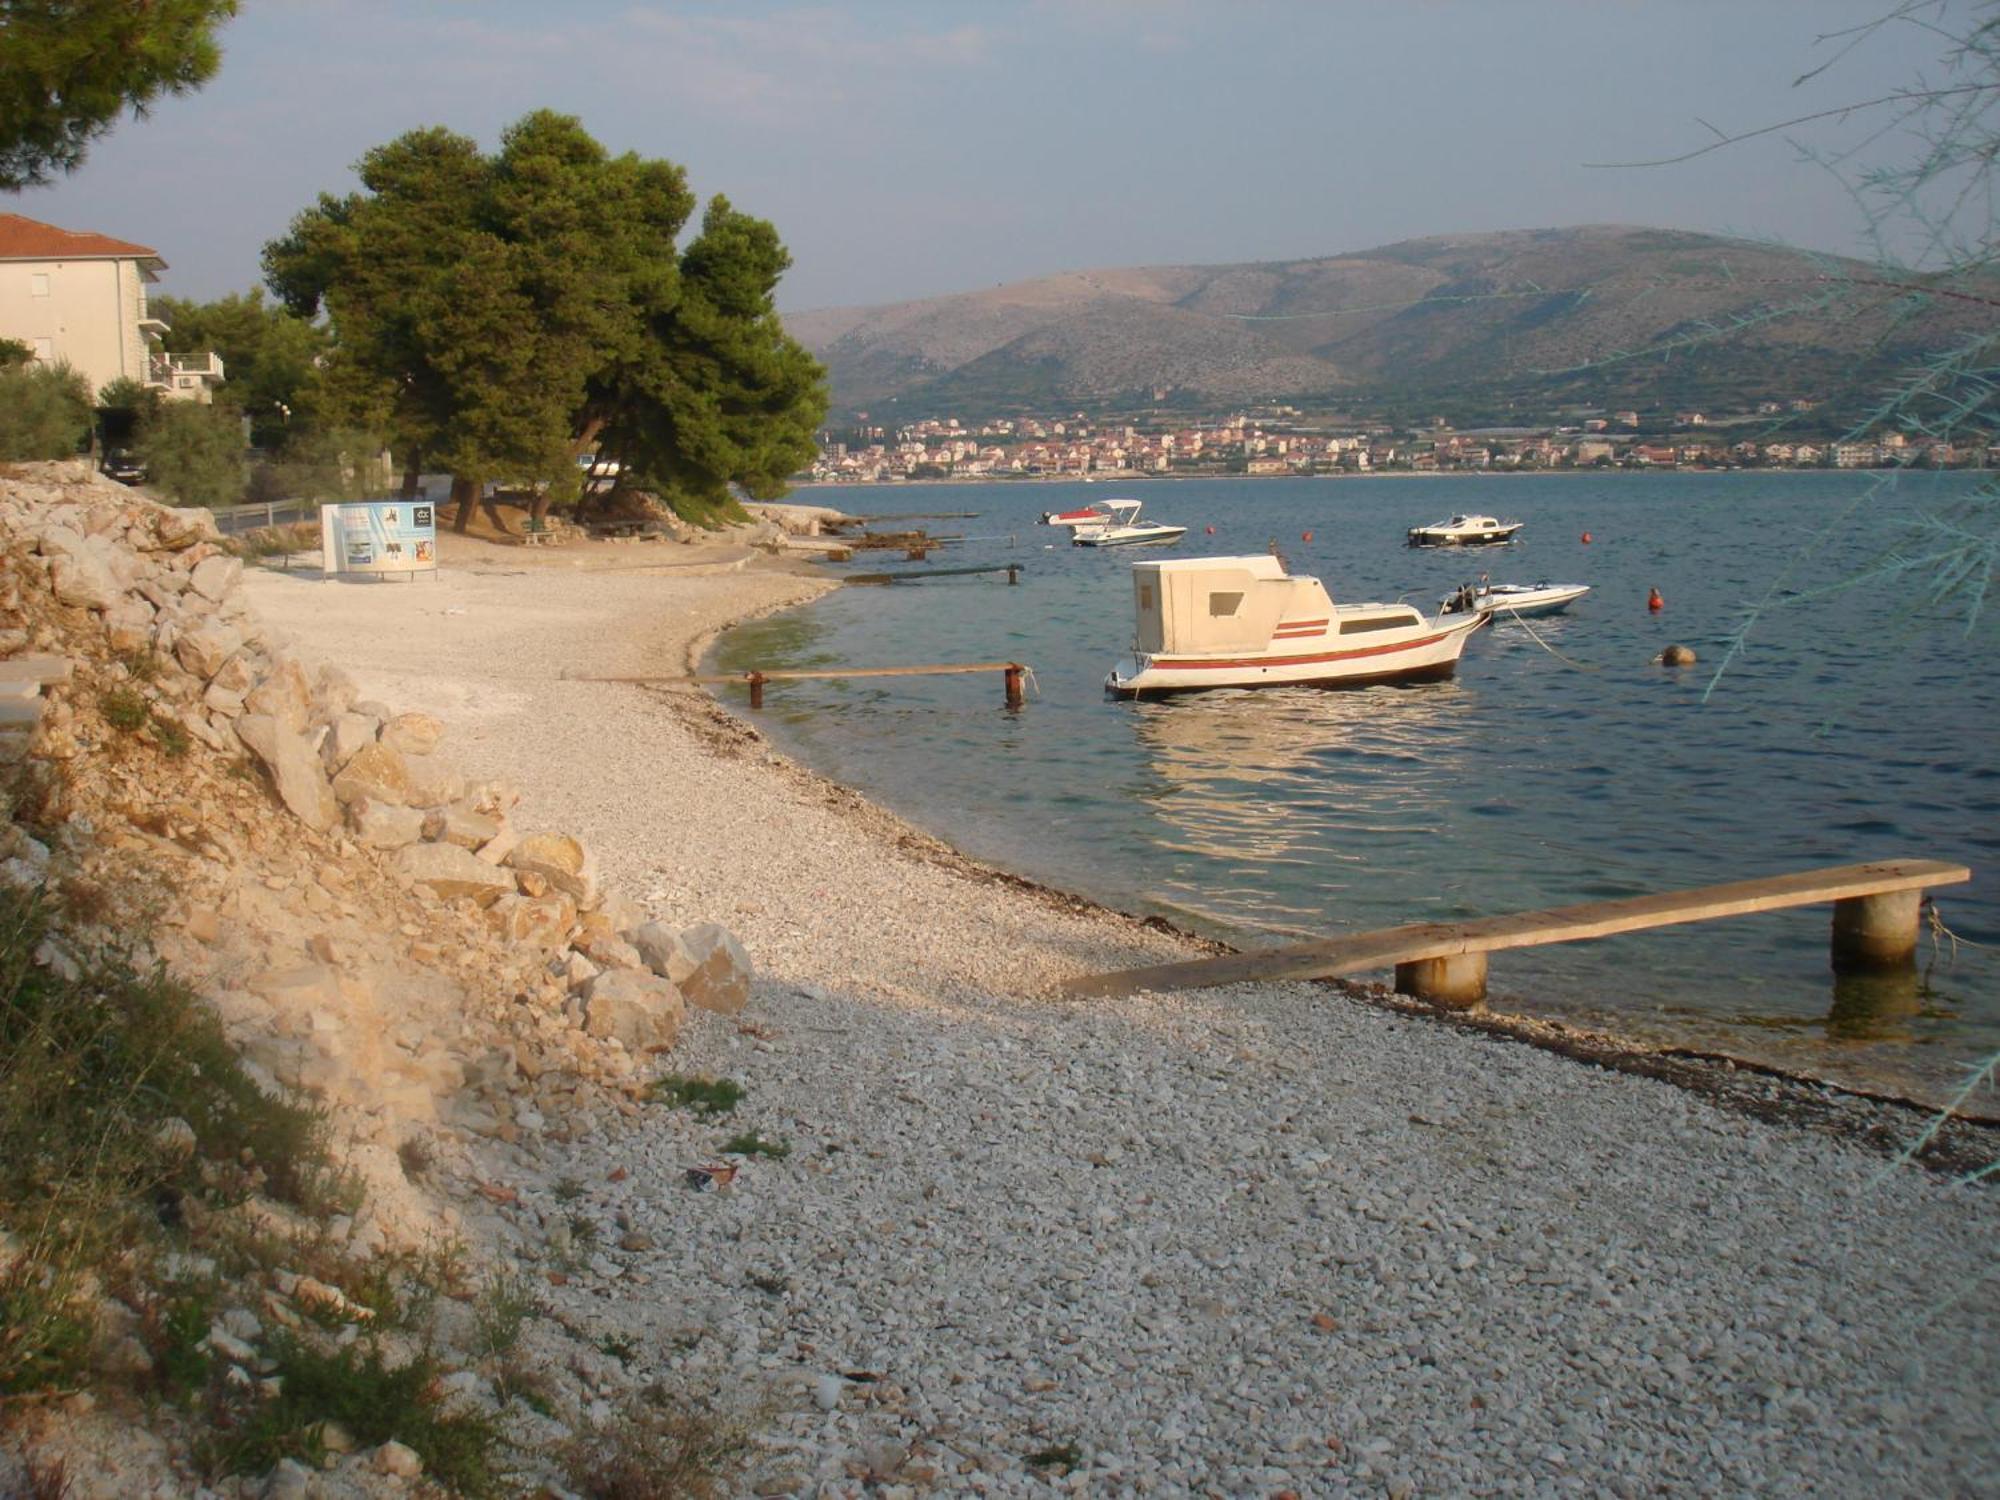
[710,472,1998,1105]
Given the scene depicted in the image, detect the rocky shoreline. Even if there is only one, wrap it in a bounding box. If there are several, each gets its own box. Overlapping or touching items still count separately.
[1,462,1987,1495]
[232,513,1996,1496]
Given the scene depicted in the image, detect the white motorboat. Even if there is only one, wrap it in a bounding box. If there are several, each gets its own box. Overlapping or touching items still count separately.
[1441,580,1591,618]
[1105,553,1488,696]
[1406,513,1523,547]
[1071,497,1187,548]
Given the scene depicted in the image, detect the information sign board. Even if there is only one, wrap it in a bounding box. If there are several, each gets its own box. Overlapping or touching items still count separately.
[319,501,437,577]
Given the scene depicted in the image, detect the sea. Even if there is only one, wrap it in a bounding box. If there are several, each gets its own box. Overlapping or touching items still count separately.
[707,470,1999,1108]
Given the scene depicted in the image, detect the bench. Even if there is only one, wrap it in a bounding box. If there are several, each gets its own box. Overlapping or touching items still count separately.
[521,518,562,547]
[1063,859,1973,1007]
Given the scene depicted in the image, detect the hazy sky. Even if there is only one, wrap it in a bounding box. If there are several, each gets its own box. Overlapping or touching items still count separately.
[13,1,1957,313]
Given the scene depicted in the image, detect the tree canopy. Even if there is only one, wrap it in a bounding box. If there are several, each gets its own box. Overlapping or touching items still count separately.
[0,0,238,189]
[152,289,330,448]
[264,110,826,525]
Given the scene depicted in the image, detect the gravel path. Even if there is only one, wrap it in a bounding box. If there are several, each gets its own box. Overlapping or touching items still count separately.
[244,536,1998,1498]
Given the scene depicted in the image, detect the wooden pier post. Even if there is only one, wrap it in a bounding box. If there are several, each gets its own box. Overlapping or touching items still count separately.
[1830,889,1922,970]
[1007,564,1020,585]
[1393,953,1488,1010]
[1004,664,1025,708]
[746,671,765,709]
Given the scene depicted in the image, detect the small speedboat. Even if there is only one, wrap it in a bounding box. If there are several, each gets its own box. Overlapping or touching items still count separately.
[1441,580,1591,618]
[1105,553,1487,696]
[1071,498,1187,548]
[1407,513,1523,547]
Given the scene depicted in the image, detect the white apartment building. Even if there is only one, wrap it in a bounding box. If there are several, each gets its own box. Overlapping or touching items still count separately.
[0,212,223,404]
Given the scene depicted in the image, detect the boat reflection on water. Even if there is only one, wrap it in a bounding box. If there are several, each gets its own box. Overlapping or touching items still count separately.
[1128,681,1473,935]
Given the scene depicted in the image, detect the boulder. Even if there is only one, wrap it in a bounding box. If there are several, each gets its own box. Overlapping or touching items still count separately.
[582,969,684,1052]
[236,714,338,832]
[486,892,577,949]
[400,750,464,808]
[175,620,243,679]
[312,664,359,720]
[156,507,220,550]
[392,842,516,906]
[434,803,499,850]
[674,922,753,1015]
[331,741,411,806]
[349,800,427,850]
[188,553,243,603]
[244,657,314,734]
[505,832,599,906]
[48,551,119,610]
[380,711,444,756]
[321,711,380,775]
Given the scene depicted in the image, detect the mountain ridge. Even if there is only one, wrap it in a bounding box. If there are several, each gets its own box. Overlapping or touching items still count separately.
[786,224,1987,420]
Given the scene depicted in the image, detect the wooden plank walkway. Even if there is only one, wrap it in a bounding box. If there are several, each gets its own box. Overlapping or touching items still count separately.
[1065,859,1972,1002]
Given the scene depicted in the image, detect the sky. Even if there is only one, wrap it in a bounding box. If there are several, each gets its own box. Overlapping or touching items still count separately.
[12,0,1963,314]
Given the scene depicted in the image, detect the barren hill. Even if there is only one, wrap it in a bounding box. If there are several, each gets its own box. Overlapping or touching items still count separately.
[788,224,1990,419]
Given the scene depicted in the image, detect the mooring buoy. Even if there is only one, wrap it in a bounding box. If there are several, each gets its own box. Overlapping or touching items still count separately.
[1660,644,1696,666]
[1647,587,1664,612]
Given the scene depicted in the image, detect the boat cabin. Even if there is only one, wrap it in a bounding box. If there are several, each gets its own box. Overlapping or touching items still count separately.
[1128,554,1405,654]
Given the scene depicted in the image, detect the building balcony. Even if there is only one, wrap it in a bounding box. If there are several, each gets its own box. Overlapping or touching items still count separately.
[146,350,226,401]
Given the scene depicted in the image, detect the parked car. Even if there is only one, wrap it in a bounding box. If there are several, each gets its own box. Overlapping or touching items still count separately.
[102,450,147,485]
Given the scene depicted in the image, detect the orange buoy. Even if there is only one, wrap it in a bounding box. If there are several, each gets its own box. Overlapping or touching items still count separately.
[1205,525,1216,535]
[1302,531,1313,543]
[1580,531,1593,544]
[1647,587,1664,612]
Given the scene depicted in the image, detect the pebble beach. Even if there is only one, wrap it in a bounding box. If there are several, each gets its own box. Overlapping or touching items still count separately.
[243,528,1998,1498]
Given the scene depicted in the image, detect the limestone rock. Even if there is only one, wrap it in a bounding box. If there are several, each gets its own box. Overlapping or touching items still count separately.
[486,892,577,948]
[675,922,753,1015]
[381,711,444,756]
[244,657,314,734]
[392,842,516,906]
[400,750,464,808]
[236,713,338,832]
[349,799,427,850]
[188,553,243,602]
[175,620,243,679]
[506,832,599,906]
[331,741,411,807]
[312,663,359,720]
[582,969,684,1051]
[48,551,119,610]
[321,711,379,774]
[157,507,220,550]
[434,802,499,850]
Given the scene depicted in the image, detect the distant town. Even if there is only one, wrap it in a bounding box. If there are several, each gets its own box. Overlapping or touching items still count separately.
[807,400,1981,484]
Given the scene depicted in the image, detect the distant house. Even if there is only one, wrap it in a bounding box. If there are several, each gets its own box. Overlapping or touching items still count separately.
[0,213,223,404]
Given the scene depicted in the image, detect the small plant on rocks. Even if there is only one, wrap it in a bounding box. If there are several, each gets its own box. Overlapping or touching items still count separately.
[649,1075,743,1116]
[720,1130,789,1159]
[559,1392,751,1500]
[98,684,149,732]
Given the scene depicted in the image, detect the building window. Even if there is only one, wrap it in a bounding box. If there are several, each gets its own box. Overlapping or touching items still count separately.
[29,273,49,297]
[1207,591,1243,617]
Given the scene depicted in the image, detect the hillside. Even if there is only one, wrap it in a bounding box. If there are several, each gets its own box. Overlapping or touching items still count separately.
[787,225,1992,420]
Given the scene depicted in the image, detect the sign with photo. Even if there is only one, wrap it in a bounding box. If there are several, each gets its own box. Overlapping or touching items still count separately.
[319,501,438,577]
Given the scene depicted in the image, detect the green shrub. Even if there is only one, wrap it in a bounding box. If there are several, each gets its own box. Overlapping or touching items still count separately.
[0,360,92,461]
[99,685,150,731]
[200,1334,506,1495]
[136,401,247,509]
[0,890,330,1398]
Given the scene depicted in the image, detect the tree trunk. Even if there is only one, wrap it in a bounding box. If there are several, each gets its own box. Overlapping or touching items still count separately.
[399,448,423,500]
[450,474,479,534]
[530,488,552,524]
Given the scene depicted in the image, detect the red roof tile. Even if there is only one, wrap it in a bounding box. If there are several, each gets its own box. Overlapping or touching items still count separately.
[0,213,161,263]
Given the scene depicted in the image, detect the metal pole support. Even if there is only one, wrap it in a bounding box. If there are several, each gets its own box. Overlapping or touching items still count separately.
[1394,952,1488,1010]
[746,671,766,710]
[1007,564,1020,585]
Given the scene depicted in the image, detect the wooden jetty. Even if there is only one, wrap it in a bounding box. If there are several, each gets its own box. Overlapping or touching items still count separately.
[570,660,1033,708]
[846,562,1020,585]
[1065,859,1973,1007]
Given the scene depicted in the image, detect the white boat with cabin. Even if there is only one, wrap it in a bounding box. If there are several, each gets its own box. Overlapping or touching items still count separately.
[1406,513,1523,547]
[1441,580,1591,618]
[1070,497,1187,548]
[1105,553,1488,696]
